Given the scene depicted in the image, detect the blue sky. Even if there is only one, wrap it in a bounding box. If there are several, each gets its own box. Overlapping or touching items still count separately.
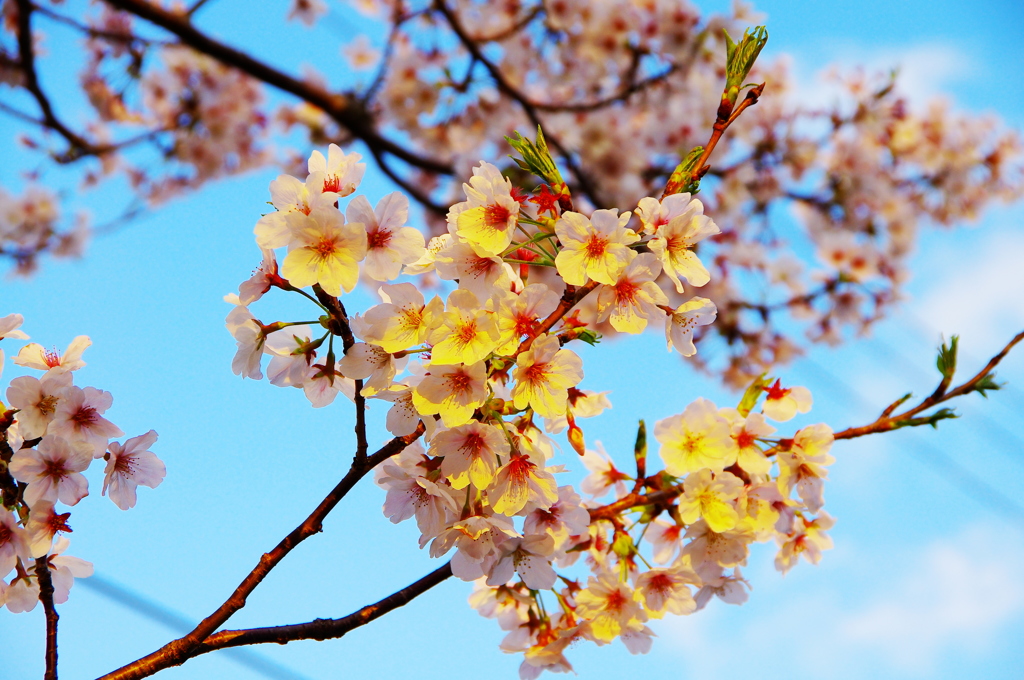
[2,1,1024,679]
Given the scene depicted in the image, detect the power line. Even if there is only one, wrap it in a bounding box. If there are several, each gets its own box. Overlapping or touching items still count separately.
[80,574,314,680]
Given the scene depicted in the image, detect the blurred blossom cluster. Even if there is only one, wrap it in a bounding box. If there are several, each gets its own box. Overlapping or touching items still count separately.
[1,0,1020,385]
[0,186,87,275]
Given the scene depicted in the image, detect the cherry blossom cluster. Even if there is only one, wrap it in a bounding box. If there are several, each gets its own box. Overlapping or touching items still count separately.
[229,144,837,676]
[0,184,87,275]
[4,1,1021,390]
[0,314,164,613]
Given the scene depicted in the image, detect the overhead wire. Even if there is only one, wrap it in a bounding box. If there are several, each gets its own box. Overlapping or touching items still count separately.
[79,574,314,680]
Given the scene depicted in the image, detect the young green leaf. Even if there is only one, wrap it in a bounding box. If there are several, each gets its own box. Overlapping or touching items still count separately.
[737,371,771,417]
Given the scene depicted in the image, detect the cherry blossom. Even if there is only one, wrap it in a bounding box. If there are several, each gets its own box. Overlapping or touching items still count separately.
[412,361,489,428]
[281,207,368,296]
[762,379,813,421]
[775,512,836,574]
[0,313,28,340]
[488,454,559,516]
[9,435,92,508]
[103,431,165,510]
[595,253,669,334]
[48,386,123,457]
[0,510,29,578]
[14,336,91,373]
[5,370,73,439]
[487,534,558,590]
[358,283,445,353]
[510,334,584,419]
[346,193,425,281]
[448,161,522,256]
[226,303,266,380]
[432,422,509,491]
[639,193,719,290]
[665,297,717,357]
[428,289,501,365]
[554,210,638,286]
[655,398,738,475]
[308,144,364,197]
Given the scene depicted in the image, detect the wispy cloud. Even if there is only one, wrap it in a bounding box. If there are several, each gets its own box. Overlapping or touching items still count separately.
[785,42,975,111]
[837,528,1024,673]
[661,523,1024,679]
[913,216,1024,354]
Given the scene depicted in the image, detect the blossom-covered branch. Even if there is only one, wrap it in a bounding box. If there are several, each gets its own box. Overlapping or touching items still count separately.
[2,0,1021,385]
[102,0,453,176]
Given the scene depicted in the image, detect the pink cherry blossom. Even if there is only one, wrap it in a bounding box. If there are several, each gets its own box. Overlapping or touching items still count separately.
[9,436,92,508]
[103,431,165,510]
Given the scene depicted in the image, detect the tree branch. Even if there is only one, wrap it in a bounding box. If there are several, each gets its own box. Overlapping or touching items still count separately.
[193,562,453,653]
[98,422,426,680]
[14,0,95,157]
[35,557,59,680]
[102,0,453,176]
[833,329,1024,440]
[434,0,602,207]
[514,281,599,357]
[367,144,448,216]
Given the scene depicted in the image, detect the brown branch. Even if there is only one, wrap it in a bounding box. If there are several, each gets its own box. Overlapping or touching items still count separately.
[514,281,599,357]
[434,0,602,207]
[102,0,452,177]
[833,330,1024,440]
[12,0,160,162]
[14,0,95,157]
[589,484,681,523]
[98,422,426,680]
[661,83,764,198]
[353,379,369,467]
[30,3,162,46]
[35,557,59,680]
[193,562,453,653]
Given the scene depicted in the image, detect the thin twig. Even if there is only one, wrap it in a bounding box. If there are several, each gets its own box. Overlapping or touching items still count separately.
[434,0,602,207]
[367,144,448,216]
[15,0,94,155]
[661,83,764,198]
[833,330,1024,440]
[0,100,43,126]
[361,7,410,105]
[532,65,677,113]
[30,3,161,45]
[514,281,599,357]
[587,330,1024,520]
[185,0,213,18]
